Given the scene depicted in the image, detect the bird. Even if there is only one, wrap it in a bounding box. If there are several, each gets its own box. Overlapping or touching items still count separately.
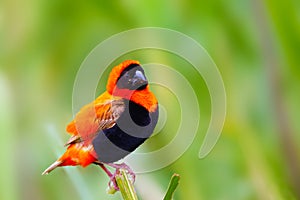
[42,60,159,190]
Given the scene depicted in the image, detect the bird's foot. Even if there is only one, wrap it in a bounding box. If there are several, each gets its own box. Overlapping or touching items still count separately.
[107,162,136,184]
[96,162,136,193]
[108,171,120,191]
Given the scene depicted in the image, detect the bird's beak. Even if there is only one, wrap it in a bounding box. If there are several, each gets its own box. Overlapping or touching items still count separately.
[132,70,148,87]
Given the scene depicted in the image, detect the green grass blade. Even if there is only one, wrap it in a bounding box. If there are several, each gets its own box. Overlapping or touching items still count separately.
[115,169,138,200]
[163,174,180,200]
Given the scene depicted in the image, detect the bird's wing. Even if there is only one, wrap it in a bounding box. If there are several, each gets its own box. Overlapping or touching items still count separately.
[65,92,125,145]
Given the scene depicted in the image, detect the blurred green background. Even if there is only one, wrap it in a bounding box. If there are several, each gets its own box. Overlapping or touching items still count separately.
[1,0,300,199]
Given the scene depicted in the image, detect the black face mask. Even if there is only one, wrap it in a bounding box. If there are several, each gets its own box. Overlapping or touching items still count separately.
[117,64,148,90]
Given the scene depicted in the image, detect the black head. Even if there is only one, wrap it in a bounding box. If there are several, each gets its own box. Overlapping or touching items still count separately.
[116,64,148,90]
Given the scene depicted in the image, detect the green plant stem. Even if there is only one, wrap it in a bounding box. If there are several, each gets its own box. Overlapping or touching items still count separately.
[115,169,138,200]
[163,174,180,200]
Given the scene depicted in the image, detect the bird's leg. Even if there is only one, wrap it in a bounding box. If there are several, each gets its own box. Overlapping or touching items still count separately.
[107,162,136,184]
[96,162,119,191]
[98,163,113,177]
